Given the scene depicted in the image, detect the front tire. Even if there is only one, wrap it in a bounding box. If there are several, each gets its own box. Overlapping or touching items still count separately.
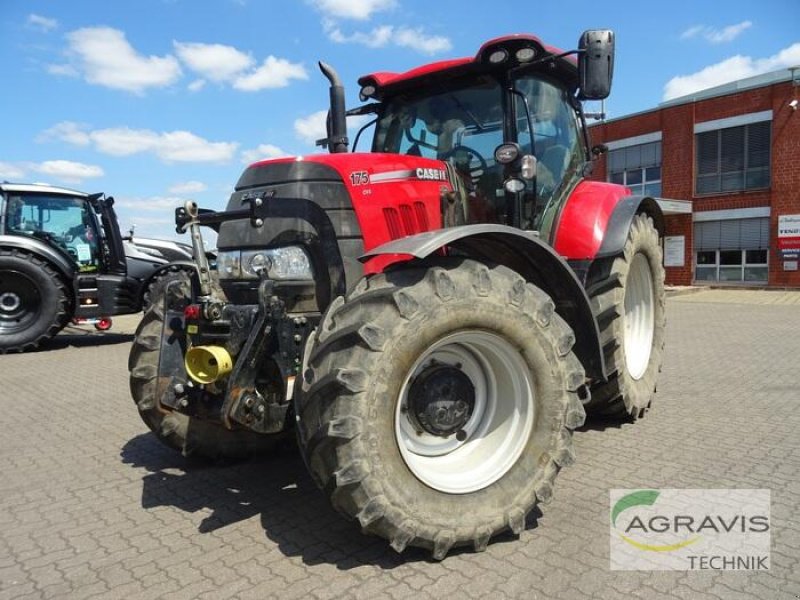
[129,272,276,460]
[0,249,69,353]
[296,260,586,558]
[585,213,666,419]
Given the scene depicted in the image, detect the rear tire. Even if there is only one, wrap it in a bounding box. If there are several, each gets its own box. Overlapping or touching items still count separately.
[0,249,69,353]
[296,259,586,558]
[584,213,666,419]
[129,272,276,460]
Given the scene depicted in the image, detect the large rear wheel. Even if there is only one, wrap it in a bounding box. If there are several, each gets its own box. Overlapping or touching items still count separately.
[296,259,586,558]
[585,213,666,419]
[0,249,69,353]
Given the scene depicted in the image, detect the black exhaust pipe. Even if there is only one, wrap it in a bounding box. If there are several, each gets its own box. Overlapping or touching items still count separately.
[318,62,349,154]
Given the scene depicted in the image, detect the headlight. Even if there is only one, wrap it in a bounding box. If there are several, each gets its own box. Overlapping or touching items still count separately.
[220,246,313,281]
[216,251,241,278]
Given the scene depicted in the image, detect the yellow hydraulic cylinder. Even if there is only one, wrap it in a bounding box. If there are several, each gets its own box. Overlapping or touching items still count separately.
[185,345,233,384]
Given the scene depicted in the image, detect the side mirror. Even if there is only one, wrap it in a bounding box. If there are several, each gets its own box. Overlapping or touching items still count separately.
[578,30,615,100]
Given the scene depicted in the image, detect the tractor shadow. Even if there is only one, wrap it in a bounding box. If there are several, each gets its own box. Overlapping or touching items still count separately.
[43,332,134,350]
[576,414,631,432]
[120,433,526,569]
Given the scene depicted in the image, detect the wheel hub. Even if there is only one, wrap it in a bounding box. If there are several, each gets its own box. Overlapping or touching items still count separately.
[407,364,475,437]
[0,292,22,313]
[395,331,535,494]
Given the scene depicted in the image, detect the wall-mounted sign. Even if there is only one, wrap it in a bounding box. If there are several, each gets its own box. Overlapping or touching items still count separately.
[778,215,800,253]
[784,261,798,271]
[664,236,685,267]
[778,214,800,237]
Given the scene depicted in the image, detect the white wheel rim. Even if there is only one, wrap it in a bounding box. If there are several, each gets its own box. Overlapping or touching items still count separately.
[623,253,655,380]
[395,331,534,494]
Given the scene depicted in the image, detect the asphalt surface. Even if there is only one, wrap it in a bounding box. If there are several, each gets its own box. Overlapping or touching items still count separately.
[1,290,799,599]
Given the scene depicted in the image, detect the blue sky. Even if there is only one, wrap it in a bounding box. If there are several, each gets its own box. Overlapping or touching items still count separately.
[1,0,798,240]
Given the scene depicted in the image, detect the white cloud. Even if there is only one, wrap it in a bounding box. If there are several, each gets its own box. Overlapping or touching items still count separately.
[27,14,58,32]
[324,22,451,54]
[325,22,394,48]
[116,196,188,212]
[173,41,254,82]
[168,181,208,194]
[680,21,753,44]
[46,63,79,77]
[664,42,800,100]
[188,79,206,92]
[240,144,290,164]
[63,27,181,94]
[680,25,704,40]
[42,121,238,163]
[29,160,104,184]
[0,162,27,180]
[392,27,452,54]
[310,0,395,20]
[233,56,308,91]
[38,121,91,146]
[294,110,329,145]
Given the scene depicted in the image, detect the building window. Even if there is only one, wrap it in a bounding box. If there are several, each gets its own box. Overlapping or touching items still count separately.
[607,141,661,196]
[695,121,770,194]
[694,217,769,283]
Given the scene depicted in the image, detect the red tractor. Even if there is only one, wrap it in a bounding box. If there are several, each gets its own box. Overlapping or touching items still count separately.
[130,30,666,558]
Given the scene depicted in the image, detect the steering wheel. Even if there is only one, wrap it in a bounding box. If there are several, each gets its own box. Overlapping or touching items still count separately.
[440,145,488,185]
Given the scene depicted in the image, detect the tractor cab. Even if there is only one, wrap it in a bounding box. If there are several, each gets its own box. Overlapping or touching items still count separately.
[350,31,614,241]
[1,185,127,275]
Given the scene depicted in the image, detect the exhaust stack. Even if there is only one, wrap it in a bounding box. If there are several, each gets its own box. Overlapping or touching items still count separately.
[317,61,349,154]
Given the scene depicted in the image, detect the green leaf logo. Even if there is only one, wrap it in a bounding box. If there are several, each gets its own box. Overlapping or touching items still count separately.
[612,490,660,527]
[612,490,701,552]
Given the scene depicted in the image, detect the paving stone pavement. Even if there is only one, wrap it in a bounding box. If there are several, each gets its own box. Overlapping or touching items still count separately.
[1,293,799,600]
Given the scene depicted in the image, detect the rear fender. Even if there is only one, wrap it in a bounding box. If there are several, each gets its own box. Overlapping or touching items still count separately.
[596,196,664,258]
[360,225,605,381]
[553,181,664,260]
[0,235,76,282]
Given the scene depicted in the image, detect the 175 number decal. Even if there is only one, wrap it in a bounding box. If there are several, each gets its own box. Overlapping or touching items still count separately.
[350,171,370,185]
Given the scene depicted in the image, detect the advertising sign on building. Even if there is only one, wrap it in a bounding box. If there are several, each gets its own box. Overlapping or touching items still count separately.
[778,215,800,252]
[664,236,685,267]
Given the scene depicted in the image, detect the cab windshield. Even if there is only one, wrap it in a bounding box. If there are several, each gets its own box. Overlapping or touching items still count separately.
[372,73,584,236]
[5,194,101,270]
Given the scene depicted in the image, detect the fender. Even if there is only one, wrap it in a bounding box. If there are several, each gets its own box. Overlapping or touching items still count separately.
[361,224,606,381]
[596,196,664,258]
[0,234,76,281]
[552,181,664,260]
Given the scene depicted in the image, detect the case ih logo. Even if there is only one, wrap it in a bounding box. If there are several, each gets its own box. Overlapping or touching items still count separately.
[610,489,770,571]
[415,167,447,181]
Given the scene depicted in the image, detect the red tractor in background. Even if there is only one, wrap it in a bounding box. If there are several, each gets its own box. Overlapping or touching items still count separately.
[130,30,667,558]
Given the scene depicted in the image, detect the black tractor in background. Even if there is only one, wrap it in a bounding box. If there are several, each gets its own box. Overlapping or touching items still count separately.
[0,183,198,352]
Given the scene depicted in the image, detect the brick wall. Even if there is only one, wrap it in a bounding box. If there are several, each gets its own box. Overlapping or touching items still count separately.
[587,79,800,288]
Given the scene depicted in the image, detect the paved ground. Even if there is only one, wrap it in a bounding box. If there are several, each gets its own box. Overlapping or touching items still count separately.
[1,290,799,599]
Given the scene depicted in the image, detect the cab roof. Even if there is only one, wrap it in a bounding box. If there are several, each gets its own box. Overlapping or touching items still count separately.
[357,34,578,99]
[0,182,90,197]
